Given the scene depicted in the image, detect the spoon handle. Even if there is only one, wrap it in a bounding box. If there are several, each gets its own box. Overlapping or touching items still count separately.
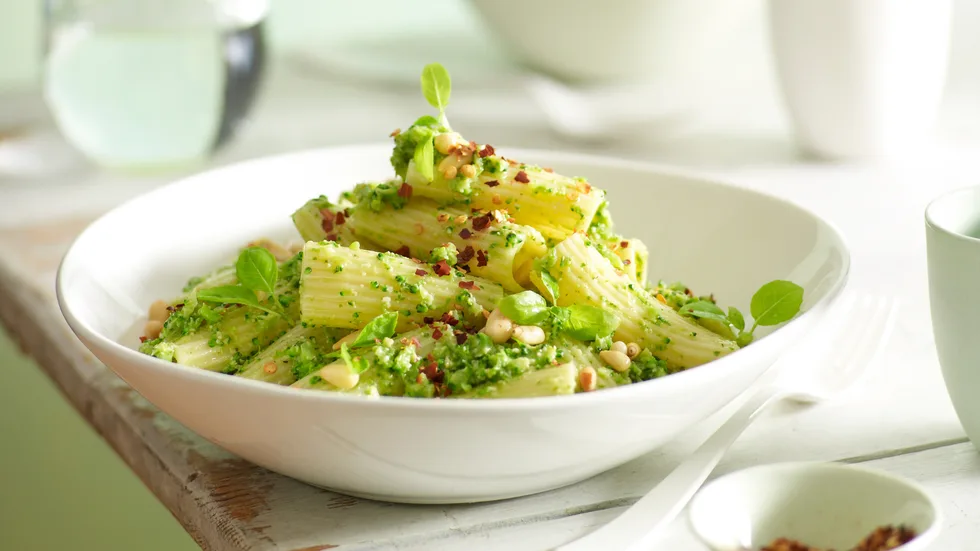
[554,384,783,551]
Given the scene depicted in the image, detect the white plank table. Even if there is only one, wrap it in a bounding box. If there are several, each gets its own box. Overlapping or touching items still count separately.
[4,60,980,550]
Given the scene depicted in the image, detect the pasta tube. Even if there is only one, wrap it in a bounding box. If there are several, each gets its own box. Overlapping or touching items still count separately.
[345,194,547,292]
[236,324,342,385]
[300,241,504,331]
[399,133,605,243]
[536,233,738,369]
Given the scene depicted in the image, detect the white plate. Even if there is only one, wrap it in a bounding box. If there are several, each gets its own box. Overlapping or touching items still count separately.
[56,145,850,504]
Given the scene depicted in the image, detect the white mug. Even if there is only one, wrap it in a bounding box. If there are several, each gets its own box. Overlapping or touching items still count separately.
[927,186,980,451]
[769,0,952,160]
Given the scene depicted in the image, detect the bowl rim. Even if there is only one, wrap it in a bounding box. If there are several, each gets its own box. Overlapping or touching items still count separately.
[55,143,852,412]
[687,460,943,547]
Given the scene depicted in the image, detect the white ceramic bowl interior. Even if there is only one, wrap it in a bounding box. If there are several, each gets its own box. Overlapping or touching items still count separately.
[57,145,849,504]
[688,462,941,551]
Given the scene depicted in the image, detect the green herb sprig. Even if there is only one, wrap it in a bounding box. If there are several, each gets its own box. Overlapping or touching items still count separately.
[679,280,804,347]
[497,290,619,342]
[412,62,453,183]
[196,247,289,318]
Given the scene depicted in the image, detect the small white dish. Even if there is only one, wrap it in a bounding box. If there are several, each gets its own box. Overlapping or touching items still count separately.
[56,145,849,504]
[689,462,942,550]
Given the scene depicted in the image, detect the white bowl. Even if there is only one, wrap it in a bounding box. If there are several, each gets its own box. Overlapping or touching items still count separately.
[465,0,748,84]
[688,462,942,550]
[56,145,849,504]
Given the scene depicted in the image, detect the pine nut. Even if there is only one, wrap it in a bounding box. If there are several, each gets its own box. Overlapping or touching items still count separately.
[443,165,457,179]
[459,164,477,179]
[434,133,458,155]
[481,308,514,344]
[512,325,546,345]
[143,320,163,340]
[437,153,462,174]
[148,299,170,323]
[626,342,641,358]
[610,340,627,354]
[579,366,597,392]
[263,362,278,374]
[600,350,631,372]
[319,362,360,390]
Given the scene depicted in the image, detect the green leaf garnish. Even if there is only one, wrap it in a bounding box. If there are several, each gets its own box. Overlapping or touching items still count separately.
[196,285,281,317]
[736,332,754,347]
[499,291,549,325]
[339,343,369,374]
[236,246,278,294]
[563,304,619,341]
[538,269,560,303]
[413,115,440,127]
[414,139,434,182]
[678,300,728,323]
[728,306,745,332]
[420,62,451,114]
[750,280,804,327]
[351,312,399,349]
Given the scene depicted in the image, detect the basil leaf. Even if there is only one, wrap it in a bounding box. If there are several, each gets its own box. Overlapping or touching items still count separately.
[564,304,619,341]
[196,285,281,317]
[414,139,434,181]
[339,343,369,374]
[413,115,439,127]
[236,247,278,294]
[736,332,755,347]
[728,306,745,331]
[538,269,560,303]
[351,312,399,348]
[750,280,804,327]
[498,291,549,325]
[420,62,451,111]
[678,300,729,323]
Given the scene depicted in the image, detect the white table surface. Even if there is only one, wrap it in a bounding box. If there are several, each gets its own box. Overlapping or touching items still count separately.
[3,52,980,550]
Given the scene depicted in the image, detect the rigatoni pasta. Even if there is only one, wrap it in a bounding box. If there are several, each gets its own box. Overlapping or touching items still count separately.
[137,62,803,399]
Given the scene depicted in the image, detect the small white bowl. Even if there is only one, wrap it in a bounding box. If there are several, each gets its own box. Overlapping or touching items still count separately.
[688,462,942,550]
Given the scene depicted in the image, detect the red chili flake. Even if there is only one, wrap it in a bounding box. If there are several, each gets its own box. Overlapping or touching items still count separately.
[416,373,425,384]
[423,317,435,325]
[471,213,493,231]
[415,269,427,277]
[441,312,459,326]
[423,362,444,384]
[623,259,632,265]
[458,245,475,265]
[477,249,489,267]
[514,170,530,183]
[459,280,479,290]
[320,209,336,233]
[577,181,593,194]
[427,353,435,361]
[459,228,473,239]
[484,180,500,188]
[684,288,693,297]
[432,327,444,340]
[479,144,495,158]
[398,182,413,199]
[455,332,468,345]
[335,211,347,225]
[433,260,452,276]
[458,264,471,273]
[618,241,628,248]
[325,233,338,242]
[139,336,148,343]
[394,245,411,257]
[471,207,482,213]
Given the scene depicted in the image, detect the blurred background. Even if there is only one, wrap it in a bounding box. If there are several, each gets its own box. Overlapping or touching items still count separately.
[2,0,980,548]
